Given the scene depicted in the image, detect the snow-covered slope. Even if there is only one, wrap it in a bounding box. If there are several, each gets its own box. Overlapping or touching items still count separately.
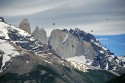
[67,55,87,64]
[67,55,93,72]
[0,22,23,72]
[0,39,20,72]
[0,21,49,73]
[0,19,83,71]
[0,22,30,39]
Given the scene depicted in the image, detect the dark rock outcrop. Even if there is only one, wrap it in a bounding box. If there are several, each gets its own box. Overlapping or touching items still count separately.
[19,18,31,34]
[0,17,4,22]
[0,50,4,70]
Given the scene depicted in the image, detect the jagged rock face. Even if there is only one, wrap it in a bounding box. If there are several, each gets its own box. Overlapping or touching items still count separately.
[0,17,4,22]
[48,29,98,59]
[49,29,80,58]
[32,26,47,45]
[48,28,125,73]
[19,18,31,34]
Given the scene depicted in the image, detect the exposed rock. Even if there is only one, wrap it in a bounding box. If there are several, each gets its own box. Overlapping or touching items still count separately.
[0,18,120,83]
[0,50,4,70]
[48,29,98,59]
[48,28,125,74]
[32,26,47,45]
[19,18,31,34]
[49,29,79,58]
[0,17,4,22]
[0,22,88,83]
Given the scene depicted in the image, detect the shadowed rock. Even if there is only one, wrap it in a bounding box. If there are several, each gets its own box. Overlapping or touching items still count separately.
[0,17,4,22]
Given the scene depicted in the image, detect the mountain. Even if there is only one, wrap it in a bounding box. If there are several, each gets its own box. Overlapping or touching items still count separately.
[48,28,110,59]
[47,28,125,74]
[19,18,31,34]
[32,26,48,45]
[0,18,120,83]
[48,28,97,59]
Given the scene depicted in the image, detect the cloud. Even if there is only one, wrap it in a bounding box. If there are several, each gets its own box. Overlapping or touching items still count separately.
[0,0,66,16]
[0,5,59,16]
[0,0,125,35]
[44,20,125,36]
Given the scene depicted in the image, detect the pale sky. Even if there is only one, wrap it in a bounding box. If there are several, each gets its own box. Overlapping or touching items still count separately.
[0,0,125,35]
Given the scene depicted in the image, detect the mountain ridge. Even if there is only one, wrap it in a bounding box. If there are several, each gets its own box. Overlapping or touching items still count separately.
[32,24,125,75]
[0,18,123,83]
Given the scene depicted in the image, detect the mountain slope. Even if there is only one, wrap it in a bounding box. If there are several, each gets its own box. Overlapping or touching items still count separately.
[47,28,125,74]
[107,74,125,83]
[0,18,118,83]
[0,20,87,83]
[32,26,48,45]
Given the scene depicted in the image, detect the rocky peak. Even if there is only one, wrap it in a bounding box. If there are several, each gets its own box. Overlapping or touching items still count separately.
[32,26,47,45]
[19,18,31,34]
[48,28,125,74]
[68,28,96,42]
[49,28,99,59]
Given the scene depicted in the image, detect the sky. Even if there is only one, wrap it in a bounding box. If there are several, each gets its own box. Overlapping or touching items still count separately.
[0,0,125,55]
[96,35,125,56]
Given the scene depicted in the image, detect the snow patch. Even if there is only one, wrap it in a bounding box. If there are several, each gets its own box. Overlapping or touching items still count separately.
[11,25,30,37]
[112,66,117,70]
[29,37,35,41]
[105,63,108,70]
[66,55,92,72]
[91,39,108,51]
[48,53,52,55]
[0,22,9,39]
[117,56,125,62]
[62,34,69,43]
[100,50,104,54]
[110,55,114,59]
[44,60,52,64]
[0,39,20,72]
[67,55,87,64]
[26,61,29,63]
